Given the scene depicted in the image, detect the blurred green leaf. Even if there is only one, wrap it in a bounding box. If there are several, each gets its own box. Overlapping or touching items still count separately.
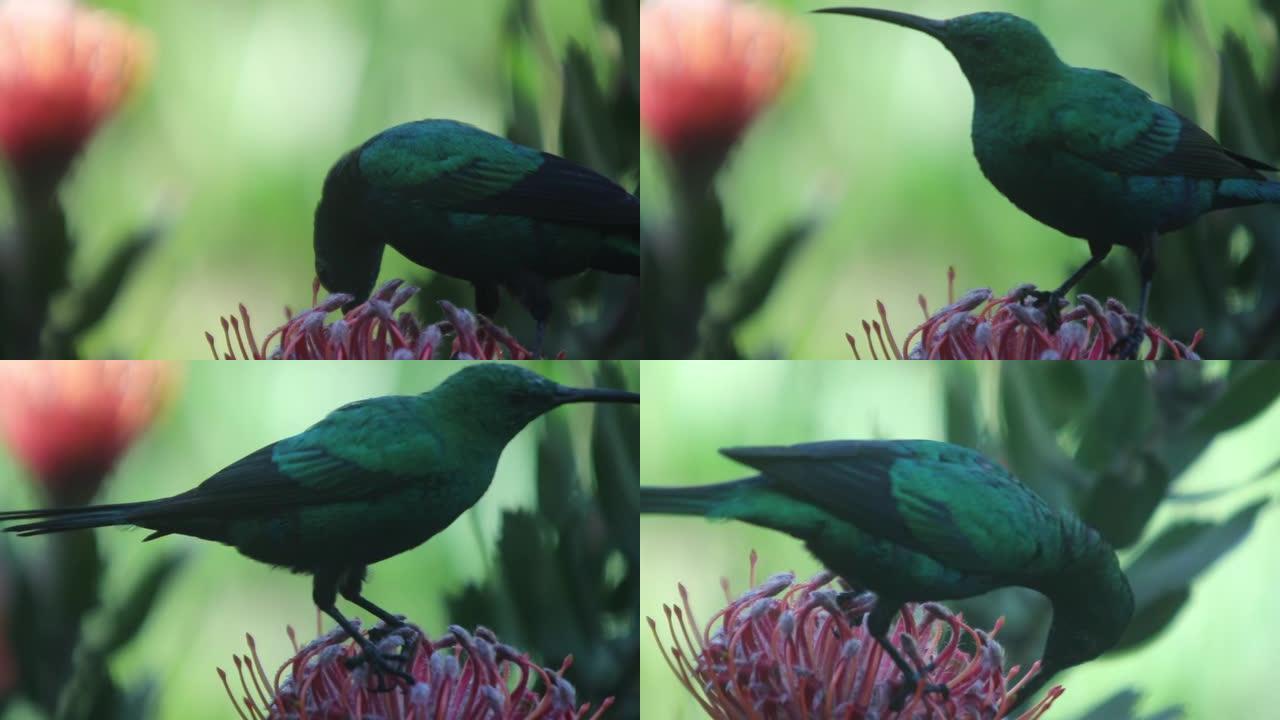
[723,218,815,329]
[1114,586,1189,654]
[537,415,579,527]
[560,44,614,174]
[1189,362,1280,436]
[93,550,185,656]
[999,363,1087,509]
[1020,362,1088,433]
[1076,688,1183,720]
[496,509,583,660]
[593,362,639,563]
[1074,363,1155,474]
[55,224,161,355]
[1082,454,1172,550]
[1119,500,1267,650]
[942,364,981,451]
[53,656,121,720]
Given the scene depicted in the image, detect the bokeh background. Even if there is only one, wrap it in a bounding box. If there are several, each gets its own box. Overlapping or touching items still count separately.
[0,360,638,719]
[0,0,637,359]
[640,0,1280,359]
[640,361,1280,718]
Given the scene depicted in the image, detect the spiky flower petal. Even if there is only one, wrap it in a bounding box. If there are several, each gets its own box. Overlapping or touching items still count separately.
[207,280,551,360]
[219,622,612,720]
[649,552,1061,719]
[847,269,1202,360]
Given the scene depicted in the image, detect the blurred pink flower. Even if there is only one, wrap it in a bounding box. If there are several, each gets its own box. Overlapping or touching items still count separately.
[207,279,552,360]
[0,361,172,505]
[649,552,1061,719]
[220,622,612,720]
[0,0,150,185]
[847,269,1202,360]
[641,0,806,172]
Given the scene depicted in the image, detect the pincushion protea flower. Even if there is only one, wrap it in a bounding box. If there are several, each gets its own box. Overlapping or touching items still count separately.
[0,361,172,505]
[219,622,612,720]
[847,269,1202,360]
[0,0,150,185]
[641,0,806,172]
[649,552,1061,719]
[207,280,554,360]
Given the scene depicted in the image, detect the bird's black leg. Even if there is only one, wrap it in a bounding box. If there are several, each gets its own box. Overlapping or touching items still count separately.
[338,565,405,637]
[473,281,501,317]
[1110,232,1157,359]
[1032,239,1112,332]
[313,571,413,690]
[504,273,553,358]
[867,602,949,711]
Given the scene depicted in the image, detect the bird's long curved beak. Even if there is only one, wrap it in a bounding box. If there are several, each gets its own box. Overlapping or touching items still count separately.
[556,386,639,405]
[814,7,947,40]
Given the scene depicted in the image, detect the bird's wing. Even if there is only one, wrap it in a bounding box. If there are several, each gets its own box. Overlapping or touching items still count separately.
[721,440,1059,575]
[356,120,638,230]
[149,397,436,520]
[1053,70,1272,180]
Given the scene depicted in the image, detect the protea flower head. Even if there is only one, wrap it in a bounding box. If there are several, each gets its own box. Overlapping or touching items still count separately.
[207,279,553,360]
[847,268,1203,360]
[648,552,1062,719]
[0,0,150,187]
[219,621,613,720]
[0,361,172,506]
[641,0,806,174]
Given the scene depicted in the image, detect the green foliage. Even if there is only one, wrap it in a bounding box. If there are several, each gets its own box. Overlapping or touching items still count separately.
[0,513,181,719]
[1077,690,1182,720]
[643,155,822,358]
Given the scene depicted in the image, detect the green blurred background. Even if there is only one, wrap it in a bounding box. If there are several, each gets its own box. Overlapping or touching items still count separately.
[639,361,1280,718]
[0,0,630,359]
[639,0,1274,358]
[0,360,638,719]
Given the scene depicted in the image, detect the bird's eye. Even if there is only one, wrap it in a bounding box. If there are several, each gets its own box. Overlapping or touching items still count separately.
[972,35,991,50]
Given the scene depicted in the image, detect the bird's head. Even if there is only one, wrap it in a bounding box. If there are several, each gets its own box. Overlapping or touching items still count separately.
[314,148,385,311]
[815,8,1063,90]
[431,364,639,442]
[1022,545,1134,705]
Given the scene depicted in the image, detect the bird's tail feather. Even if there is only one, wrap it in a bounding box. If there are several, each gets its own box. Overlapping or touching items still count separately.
[640,478,765,516]
[0,501,150,537]
[1215,179,1280,209]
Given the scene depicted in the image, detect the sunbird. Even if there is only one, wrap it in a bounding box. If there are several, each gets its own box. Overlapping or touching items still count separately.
[313,119,641,354]
[640,439,1133,709]
[0,364,639,683]
[817,7,1280,357]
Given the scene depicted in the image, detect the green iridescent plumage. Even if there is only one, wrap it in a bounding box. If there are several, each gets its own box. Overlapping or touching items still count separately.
[640,439,1133,709]
[314,119,640,351]
[817,7,1280,357]
[0,364,639,683]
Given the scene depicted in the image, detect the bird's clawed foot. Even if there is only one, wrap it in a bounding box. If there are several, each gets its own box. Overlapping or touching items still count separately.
[366,615,408,642]
[1029,289,1067,332]
[888,677,950,711]
[345,633,417,691]
[1109,318,1145,359]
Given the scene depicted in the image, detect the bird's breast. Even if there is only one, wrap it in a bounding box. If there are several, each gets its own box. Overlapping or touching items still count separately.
[970,109,1218,242]
[229,468,496,571]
